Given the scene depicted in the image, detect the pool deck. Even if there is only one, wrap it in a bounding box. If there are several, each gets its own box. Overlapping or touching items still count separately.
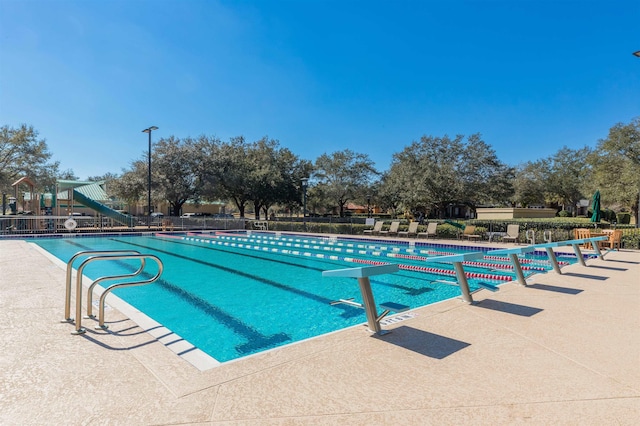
[1,237,639,425]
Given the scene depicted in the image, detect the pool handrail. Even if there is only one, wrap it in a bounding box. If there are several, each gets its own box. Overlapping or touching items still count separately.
[95,256,163,330]
[85,259,147,318]
[70,253,163,335]
[63,250,141,322]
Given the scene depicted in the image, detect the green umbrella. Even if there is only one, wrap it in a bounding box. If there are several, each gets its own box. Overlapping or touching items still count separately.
[590,190,601,222]
[445,219,466,230]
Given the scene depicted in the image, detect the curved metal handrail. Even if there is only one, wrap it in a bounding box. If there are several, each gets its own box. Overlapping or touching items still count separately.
[63,250,141,322]
[71,254,163,335]
[85,259,147,318]
[95,257,163,330]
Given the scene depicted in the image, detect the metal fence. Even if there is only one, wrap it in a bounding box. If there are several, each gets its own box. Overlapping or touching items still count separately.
[0,215,247,236]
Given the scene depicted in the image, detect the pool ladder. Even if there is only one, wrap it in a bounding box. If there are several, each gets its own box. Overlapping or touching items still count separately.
[61,250,163,334]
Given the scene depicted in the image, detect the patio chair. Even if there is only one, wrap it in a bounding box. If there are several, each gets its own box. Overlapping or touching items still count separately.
[417,222,438,239]
[573,228,591,247]
[398,221,419,238]
[502,224,520,243]
[461,225,481,241]
[363,220,384,235]
[379,221,400,236]
[602,229,622,250]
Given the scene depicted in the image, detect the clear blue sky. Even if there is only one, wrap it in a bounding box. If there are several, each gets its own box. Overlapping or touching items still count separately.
[1,0,639,180]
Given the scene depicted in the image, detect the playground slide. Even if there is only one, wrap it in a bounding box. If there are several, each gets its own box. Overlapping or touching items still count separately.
[73,189,134,226]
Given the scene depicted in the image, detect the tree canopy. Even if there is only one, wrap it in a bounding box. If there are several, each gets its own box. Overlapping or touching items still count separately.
[6,117,639,222]
[0,124,60,193]
[312,149,378,217]
[590,117,640,221]
[381,134,513,218]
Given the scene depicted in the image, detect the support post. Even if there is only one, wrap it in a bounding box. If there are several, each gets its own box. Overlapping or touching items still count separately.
[544,247,562,274]
[358,276,382,334]
[570,243,586,266]
[453,261,473,304]
[509,252,528,286]
[323,264,401,335]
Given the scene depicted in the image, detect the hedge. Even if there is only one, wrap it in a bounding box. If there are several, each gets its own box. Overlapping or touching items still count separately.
[262,218,640,249]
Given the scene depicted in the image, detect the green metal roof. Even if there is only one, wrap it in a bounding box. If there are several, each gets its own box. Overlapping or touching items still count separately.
[56,179,104,191]
[57,182,108,201]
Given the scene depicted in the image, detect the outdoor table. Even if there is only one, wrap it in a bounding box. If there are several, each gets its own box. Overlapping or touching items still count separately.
[588,232,608,249]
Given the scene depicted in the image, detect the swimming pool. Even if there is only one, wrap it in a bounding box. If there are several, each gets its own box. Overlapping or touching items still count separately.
[31,232,577,364]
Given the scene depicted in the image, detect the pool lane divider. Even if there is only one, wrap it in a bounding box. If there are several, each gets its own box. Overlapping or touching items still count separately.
[217,231,461,256]
[212,231,561,270]
[208,233,529,278]
[175,233,513,282]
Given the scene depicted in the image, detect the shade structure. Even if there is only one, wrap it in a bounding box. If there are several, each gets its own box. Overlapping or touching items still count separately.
[590,190,601,222]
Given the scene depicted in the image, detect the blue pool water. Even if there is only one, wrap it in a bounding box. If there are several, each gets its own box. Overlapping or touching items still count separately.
[31,232,577,362]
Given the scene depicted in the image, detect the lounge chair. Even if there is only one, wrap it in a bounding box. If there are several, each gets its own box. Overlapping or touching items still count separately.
[379,221,400,237]
[398,221,419,238]
[461,225,481,241]
[502,224,520,243]
[417,222,437,239]
[253,221,268,230]
[363,220,383,235]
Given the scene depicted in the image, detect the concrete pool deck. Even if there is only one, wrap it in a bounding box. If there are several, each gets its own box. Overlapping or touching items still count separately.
[1,238,638,425]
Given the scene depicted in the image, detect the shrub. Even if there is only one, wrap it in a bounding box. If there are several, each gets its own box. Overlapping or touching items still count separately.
[557,210,570,217]
[621,228,640,249]
[603,209,617,222]
[617,212,631,224]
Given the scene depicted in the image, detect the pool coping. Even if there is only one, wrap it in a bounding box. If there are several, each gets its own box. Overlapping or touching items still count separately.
[2,238,639,424]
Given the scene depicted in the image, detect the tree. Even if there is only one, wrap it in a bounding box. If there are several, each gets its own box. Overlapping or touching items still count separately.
[198,136,313,219]
[245,138,312,220]
[512,160,548,207]
[313,149,378,217]
[152,136,204,216]
[592,117,640,224]
[459,134,515,210]
[112,136,205,216]
[200,136,254,218]
[381,134,513,218]
[544,146,593,214]
[110,163,148,215]
[376,171,407,216]
[0,124,60,193]
[384,135,467,218]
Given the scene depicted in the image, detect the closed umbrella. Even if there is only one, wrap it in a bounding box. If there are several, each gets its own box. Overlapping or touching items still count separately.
[590,190,601,222]
[445,219,466,230]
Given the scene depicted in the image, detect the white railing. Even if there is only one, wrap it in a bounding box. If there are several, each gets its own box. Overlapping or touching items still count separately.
[0,215,245,235]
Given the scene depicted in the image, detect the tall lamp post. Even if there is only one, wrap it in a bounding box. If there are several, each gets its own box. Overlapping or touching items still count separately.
[634,51,640,227]
[366,194,371,218]
[142,126,158,228]
[301,177,309,229]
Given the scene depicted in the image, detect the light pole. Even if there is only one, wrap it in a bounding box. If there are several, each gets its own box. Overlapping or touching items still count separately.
[366,194,371,218]
[634,51,640,227]
[301,177,308,229]
[142,126,158,228]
